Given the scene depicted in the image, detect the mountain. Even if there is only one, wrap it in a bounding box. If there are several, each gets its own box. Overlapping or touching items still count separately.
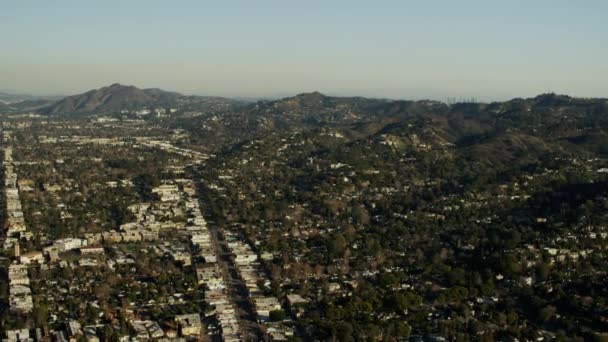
[0,92,64,114]
[0,91,63,104]
[39,83,242,115]
[41,83,171,114]
[173,91,608,160]
[0,92,35,104]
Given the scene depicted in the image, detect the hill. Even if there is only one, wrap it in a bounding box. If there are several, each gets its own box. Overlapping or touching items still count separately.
[41,83,172,114]
[187,94,608,339]
[0,92,63,104]
[39,83,241,115]
[179,92,608,156]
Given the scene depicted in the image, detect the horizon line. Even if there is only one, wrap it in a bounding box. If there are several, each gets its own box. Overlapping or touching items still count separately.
[1,83,606,104]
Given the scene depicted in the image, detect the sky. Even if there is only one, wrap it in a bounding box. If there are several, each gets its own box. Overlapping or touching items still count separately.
[1,0,607,101]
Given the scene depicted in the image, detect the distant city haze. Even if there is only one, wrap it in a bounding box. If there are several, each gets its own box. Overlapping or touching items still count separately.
[1,0,607,101]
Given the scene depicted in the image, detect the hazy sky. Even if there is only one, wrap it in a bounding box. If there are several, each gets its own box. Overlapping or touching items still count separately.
[1,0,607,100]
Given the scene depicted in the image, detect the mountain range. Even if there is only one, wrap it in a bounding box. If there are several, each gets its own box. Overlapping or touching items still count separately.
[175,90,608,166]
[2,85,608,162]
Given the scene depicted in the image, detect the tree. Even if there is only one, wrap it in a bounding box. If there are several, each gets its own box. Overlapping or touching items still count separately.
[538,305,556,322]
[389,291,422,312]
[269,310,286,322]
[536,262,550,281]
[394,321,412,338]
[94,283,112,302]
[352,205,370,225]
[333,321,354,342]
[133,173,158,201]
[328,235,347,259]
[85,304,99,324]
[447,267,466,286]
[109,202,130,228]
[33,302,49,327]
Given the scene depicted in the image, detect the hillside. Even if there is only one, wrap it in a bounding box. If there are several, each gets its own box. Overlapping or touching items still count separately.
[187,92,608,339]
[177,92,608,156]
[41,83,170,114]
[39,83,242,115]
[0,92,63,114]
[0,92,62,104]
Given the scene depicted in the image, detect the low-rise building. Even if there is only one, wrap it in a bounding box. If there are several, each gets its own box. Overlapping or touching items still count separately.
[102,231,123,244]
[130,320,164,339]
[254,296,282,322]
[19,251,45,264]
[5,328,30,342]
[175,314,202,336]
[54,238,87,252]
[80,246,105,254]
